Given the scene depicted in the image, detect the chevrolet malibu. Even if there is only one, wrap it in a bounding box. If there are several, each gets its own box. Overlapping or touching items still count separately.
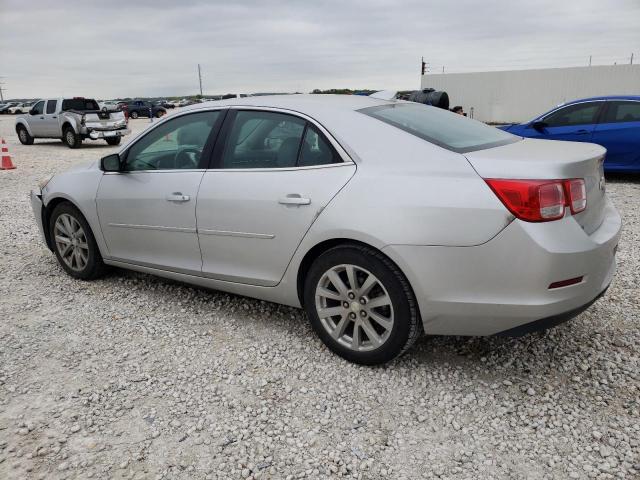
[30,95,621,365]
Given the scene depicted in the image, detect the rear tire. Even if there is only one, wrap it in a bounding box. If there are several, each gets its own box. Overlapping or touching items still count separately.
[49,202,106,280]
[303,244,421,365]
[129,111,139,119]
[17,126,34,145]
[105,137,121,146]
[63,127,82,149]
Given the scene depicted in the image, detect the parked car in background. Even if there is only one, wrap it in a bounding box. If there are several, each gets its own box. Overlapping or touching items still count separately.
[177,99,195,107]
[29,95,620,364]
[155,100,175,109]
[0,102,19,114]
[121,100,167,119]
[99,100,121,111]
[501,95,640,173]
[8,102,34,114]
[16,97,130,148]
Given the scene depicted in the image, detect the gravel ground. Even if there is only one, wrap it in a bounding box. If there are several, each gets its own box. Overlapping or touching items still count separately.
[0,113,638,480]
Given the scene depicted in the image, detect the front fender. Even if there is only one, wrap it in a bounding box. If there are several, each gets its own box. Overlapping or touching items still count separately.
[41,166,110,258]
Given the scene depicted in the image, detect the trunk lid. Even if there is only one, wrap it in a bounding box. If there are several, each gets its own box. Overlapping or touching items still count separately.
[464,138,607,234]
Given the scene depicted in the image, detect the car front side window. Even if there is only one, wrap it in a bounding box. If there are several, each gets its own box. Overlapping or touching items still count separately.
[124,111,222,171]
[31,101,44,115]
[543,102,601,127]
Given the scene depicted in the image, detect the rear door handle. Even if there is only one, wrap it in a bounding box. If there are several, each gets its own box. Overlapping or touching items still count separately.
[166,192,190,202]
[278,194,311,206]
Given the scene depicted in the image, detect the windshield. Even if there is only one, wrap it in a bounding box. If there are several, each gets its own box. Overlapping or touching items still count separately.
[359,103,519,153]
[62,98,100,111]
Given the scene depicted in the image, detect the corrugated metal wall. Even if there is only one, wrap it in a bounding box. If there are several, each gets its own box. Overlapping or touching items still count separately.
[420,65,640,124]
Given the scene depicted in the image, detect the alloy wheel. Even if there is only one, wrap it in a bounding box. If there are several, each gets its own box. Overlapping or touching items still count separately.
[54,213,89,271]
[315,264,394,352]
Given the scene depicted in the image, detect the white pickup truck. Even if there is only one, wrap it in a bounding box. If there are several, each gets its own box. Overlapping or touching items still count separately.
[15,97,130,148]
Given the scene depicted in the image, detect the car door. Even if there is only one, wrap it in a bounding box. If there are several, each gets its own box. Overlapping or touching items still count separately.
[27,100,46,137]
[96,109,225,272]
[591,100,640,171]
[196,108,356,286]
[41,99,60,137]
[527,101,603,142]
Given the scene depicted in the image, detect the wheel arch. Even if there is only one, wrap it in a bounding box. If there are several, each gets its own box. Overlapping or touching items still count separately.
[61,121,76,134]
[295,238,419,313]
[15,119,33,137]
[42,196,97,252]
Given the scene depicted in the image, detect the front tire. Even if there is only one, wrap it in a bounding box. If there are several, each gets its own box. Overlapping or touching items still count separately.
[304,244,421,365]
[105,137,121,146]
[155,110,165,118]
[129,111,139,119]
[17,126,34,145]
[49,202,105,280]
[63,127,82,149]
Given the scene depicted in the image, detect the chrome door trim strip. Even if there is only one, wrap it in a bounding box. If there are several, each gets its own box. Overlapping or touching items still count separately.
[108,223,196,233]
[198,228,275,239]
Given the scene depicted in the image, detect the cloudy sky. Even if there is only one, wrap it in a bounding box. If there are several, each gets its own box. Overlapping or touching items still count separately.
[0,0,638,99]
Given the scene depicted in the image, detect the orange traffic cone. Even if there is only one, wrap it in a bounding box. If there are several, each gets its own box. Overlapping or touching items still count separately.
[1,138,16,170]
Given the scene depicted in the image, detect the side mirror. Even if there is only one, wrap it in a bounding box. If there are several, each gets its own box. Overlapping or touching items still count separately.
[29,109,37,115]
[100,153,122,172]
[531,120,548,132]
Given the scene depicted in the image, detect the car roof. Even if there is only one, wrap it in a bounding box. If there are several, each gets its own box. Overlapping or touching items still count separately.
[181,93,393,117]
[564,95,640,104]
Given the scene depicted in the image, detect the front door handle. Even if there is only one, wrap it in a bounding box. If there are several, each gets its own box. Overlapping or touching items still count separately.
[575,129,590,135]
[166,192,190,202]
[278,194,311,206]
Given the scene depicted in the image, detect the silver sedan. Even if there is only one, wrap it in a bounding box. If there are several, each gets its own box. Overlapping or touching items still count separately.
[30,94,621,364]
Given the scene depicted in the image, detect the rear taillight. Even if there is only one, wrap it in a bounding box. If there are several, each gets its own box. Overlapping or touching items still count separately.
[485,178,587,222]
[566,179,586,214]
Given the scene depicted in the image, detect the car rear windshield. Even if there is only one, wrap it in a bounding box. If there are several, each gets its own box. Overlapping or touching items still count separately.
[61,99,100,111]
[359,103,519,153]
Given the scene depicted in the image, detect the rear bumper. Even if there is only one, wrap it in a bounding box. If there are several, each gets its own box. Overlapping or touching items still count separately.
[86,128,130,140]
[382,198,621,336]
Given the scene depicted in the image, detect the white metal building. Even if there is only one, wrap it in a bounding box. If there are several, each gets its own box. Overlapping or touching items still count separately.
[420,64,640,124]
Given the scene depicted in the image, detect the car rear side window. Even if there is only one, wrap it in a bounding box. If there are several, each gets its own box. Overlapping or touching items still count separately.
[601,101,640,123]
[543,102,601,127]
[359,103,518,153]
[46,100,57,114]
[299,125,341,166]
[220,111,307,169]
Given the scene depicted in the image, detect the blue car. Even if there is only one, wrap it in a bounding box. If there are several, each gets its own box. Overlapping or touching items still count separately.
[501,95,640,173]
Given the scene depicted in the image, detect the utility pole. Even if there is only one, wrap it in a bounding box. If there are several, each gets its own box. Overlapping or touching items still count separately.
[631,53,634,65]
[197,64,203,96]
[589,55,592,66]
[0,77,5,102]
